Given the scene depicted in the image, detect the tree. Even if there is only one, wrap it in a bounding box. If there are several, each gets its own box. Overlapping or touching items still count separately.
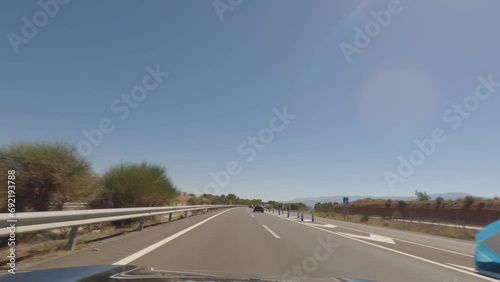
[464,196,474,207]
[415,190,430,201]
[187,195,198,205]
[435,196,444,207]
[0,141,93,212]
[384,199,392,208]
[290,202,307,211]
[398,200,406,209]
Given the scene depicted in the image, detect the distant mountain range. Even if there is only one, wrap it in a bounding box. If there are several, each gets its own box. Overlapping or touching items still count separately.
[283,192,478,207]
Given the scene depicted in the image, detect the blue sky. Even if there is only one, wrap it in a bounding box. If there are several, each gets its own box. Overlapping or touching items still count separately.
[1,0,500,201]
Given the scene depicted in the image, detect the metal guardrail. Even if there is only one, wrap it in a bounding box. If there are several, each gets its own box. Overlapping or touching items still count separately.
[0,205,235,250]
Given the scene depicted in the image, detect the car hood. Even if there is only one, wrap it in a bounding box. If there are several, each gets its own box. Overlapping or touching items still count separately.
[0,265,379,282]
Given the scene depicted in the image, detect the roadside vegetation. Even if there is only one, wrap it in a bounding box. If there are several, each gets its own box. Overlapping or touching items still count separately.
[313,191,500,240]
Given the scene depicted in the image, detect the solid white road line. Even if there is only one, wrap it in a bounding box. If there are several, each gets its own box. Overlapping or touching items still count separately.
[113,209,233,265]
[394,237,474,258]
[446,263,476,272]
[263,225,281,239]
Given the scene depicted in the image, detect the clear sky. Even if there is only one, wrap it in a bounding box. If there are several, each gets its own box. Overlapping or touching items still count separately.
[1,0,499,201]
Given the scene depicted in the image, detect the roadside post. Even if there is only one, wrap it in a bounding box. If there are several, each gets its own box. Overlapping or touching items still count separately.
[301,213,304,222]
[312,213,315,222]
[287,209,290,218]
[343,197,349,221]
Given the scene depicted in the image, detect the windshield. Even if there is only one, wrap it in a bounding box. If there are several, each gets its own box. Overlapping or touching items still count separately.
[1,1,499,282]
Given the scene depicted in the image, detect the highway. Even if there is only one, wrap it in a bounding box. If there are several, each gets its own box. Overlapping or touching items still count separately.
[19,207,494,282]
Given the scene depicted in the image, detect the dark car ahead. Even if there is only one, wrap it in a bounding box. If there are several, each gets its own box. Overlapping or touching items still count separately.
[253,204,264,212]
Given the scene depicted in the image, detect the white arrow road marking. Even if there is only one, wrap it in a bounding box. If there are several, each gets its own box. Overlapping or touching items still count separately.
[335,232,395,244]
[308,223,337,228]
[251,214,255,218]
[446,263,476,272]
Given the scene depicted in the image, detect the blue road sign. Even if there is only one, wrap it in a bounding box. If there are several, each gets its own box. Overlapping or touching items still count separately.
[343,197,349,206]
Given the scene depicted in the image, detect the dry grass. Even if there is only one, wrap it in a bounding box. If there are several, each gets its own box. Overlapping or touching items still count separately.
[315,212,477,240]
[174,194,191,204]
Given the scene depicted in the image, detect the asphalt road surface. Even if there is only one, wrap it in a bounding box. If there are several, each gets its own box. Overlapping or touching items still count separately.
[17,207,495,282]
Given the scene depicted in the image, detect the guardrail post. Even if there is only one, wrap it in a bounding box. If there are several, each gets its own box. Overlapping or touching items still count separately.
[169,213,172,222]
[312,213,315,222]
[67,226,79,251]
[184,211,188,218]
[301,213,304,222]
[287,210,290,218]
[139,217,145,231]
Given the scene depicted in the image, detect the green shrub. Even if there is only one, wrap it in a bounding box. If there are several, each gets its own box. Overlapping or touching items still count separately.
[0,141,92,212]
[384,199,392,208]
[435,197,444,207]
[464,196,474,206]
[415,190,430,201]
[398,200,406,209]
[90,162,179,208]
